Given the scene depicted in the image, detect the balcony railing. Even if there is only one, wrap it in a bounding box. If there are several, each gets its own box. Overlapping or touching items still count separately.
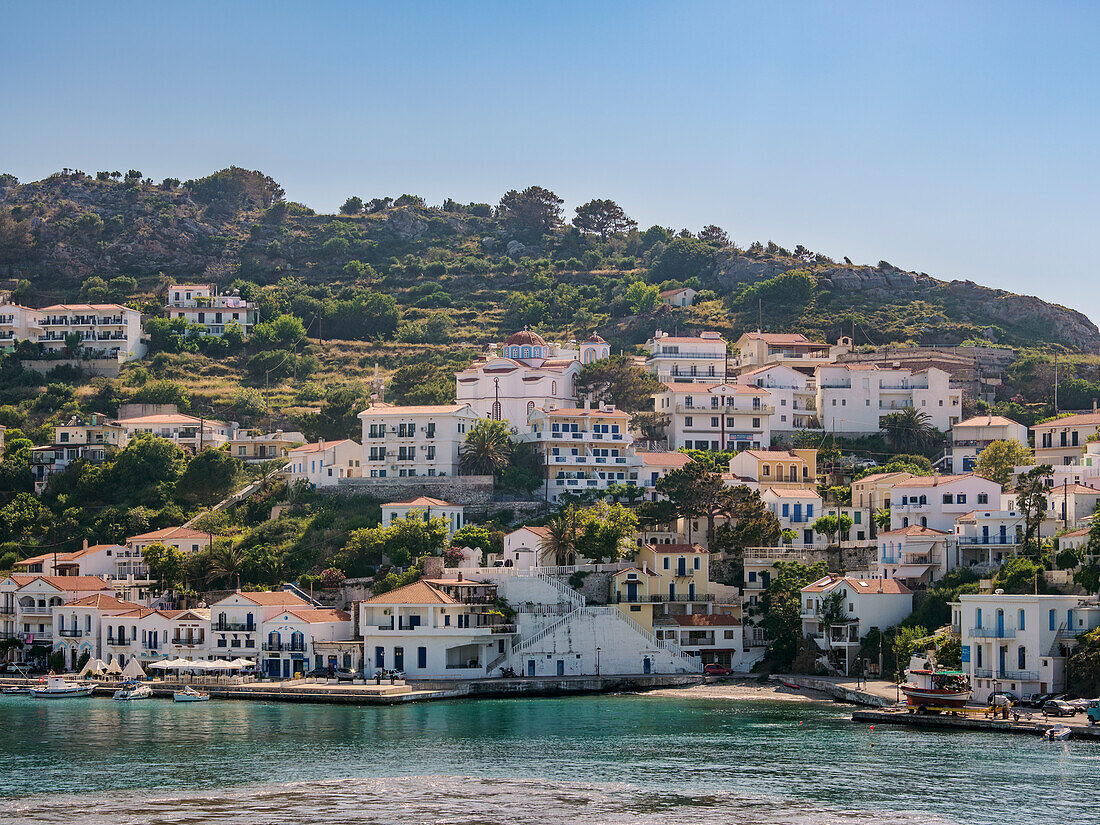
[969,626,1016,639]
[649,351,725,360]
[616,593,714,603]
[172,638,204,646]
[57,629,82,637]
[956,536,1018,546]
[997,669,1039,681]
[215,623,255,632]
[262,643,306,652]
[974,668,993,678]
[105,637,130,646]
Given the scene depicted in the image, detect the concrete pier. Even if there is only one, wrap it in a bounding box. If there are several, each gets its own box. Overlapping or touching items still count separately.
[852,708,1100,740]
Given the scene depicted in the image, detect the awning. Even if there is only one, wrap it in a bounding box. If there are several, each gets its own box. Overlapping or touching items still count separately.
[892,565,933,579]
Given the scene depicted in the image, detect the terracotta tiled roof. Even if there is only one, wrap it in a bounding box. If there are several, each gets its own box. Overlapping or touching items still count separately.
[952,415,1025,429]
[1032,413,1100,430]
[647,543,708,554]
[365,580,458,605]
[853,472,915,485]
[14,575,114,592]
[359,404,472,417]
[640,452,692,467]
[894,474,978,488]
[504,330,549,348]
[512,525,553,539]
[762,487,821,498]
[129,527,212,543]
[64,594,142,610]
[803,575,911,595]
[382,496,456,508]
[265,607,351,623]
[878,525,951,537]
[288,439,354,454]
[739,450,808,461]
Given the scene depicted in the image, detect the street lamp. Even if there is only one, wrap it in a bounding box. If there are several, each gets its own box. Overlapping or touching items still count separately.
[595,646,601,678]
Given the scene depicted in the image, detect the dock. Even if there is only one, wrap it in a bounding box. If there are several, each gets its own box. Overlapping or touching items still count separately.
[852,708,1100,740]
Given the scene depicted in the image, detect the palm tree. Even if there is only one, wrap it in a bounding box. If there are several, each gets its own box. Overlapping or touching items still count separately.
[879,407,935,453]
[459,419,513,475]
[537,506,581,567]
[204,542,244,587]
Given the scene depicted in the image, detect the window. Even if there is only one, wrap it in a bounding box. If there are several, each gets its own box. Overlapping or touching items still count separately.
[943,494,952,504]
[417,646,427,669]
[710,417,719,428]
[978,493,988,505]
[956,494,966,504]
[663,557,670,570]
[1049,609,1056,631]
[685,416,693,427]
[1018,647,1026,670]
[693,556,700,570]
[1018,609,1025,631]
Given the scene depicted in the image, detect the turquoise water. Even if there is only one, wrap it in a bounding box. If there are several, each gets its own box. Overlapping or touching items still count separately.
[1,693,1097,824]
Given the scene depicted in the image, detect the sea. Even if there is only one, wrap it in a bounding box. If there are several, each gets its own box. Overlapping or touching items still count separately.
[0,692,1096,824]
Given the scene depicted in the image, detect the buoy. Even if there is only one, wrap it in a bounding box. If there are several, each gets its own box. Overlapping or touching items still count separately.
[869,725,874,731]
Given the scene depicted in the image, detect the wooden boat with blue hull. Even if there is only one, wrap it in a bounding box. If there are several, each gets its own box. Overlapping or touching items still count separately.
[900,656,972,710]
[30,674,95,698]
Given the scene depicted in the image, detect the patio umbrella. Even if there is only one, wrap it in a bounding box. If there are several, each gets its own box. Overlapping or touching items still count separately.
[79,658,107,677]
[105,660,123,675]
[228,658,254,668]
[165,658,192,669]
[120,659,147,680]
[147,660,172,670]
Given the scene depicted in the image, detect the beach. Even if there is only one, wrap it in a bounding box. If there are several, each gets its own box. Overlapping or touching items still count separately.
[644,678,829,702]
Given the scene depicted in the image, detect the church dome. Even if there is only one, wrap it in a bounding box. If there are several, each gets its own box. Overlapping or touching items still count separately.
[505,329,549,348]
[582,333,608,344]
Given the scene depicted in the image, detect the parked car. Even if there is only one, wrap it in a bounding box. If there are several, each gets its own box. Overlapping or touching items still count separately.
[703,664,734,676]
[1019,693,1045,708]
[332,668,358,682]
[1067,698,1090,713]
[1043,699,1076,717]
[1086,700,1100,726]
[304,668,331,679]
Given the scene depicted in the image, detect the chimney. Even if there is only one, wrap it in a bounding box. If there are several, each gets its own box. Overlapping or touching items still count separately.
[933,471,940,486]
[457,571,463,582]
[82,539,89,551]
[318,437,325,451]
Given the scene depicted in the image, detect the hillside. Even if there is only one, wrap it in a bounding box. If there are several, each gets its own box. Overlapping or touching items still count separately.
[1,167,1097,353]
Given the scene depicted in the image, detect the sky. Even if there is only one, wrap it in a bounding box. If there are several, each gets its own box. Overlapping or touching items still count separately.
[4,1,1099,322]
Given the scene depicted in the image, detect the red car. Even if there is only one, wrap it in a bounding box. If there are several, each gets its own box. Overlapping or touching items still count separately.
[703,664,734,676]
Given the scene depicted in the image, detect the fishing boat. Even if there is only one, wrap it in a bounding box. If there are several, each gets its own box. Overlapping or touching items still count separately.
[1044,724,1072,741]
[900,655,972,710]
[113,680,153,701]
[173,685,210,703]
[29,674,96,699]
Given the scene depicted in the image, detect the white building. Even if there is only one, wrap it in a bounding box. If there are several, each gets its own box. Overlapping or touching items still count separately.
[260,606,354,678]
[945,415,1029,474]
[1032,412,1100,466]
[952,510,1023,568]
[761,487,823,546]
[456,330,608,427]
[226,430,304,464]
[645,329,727,383]
[954,593,1100,703]
[801,575,913,675]
[525,404,633,501]
[114,411,236,452]
[736,363,819,433]
[0,575,117,660]
[634,451,693,502]
[877,525,954,586]
[501,525,554,569]
[50,593,144,670]
[360,578,517,678]
[359,402,478,479]
[816,365,961,435]
[732,332,844,373]
[209,590,312,661]
[380,497,466,538]
[37,303,145,361]
[0,302,41,348]
[658,287,697,307]
[128,526,215,557]
[164,284,258,337]
[654,382,772,451]
[285,439,362,487]
[889,474,1002,533]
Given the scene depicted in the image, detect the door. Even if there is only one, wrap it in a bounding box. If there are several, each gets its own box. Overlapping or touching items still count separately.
[999,646,1007,675]
[282,659,291,679]
[394,647,404,672]
[527,659,536,677]
[643,657,652,674]
[374,646,384,670]
[1067,609,1075,631]
[556,660,564,676]
[982,525,989,542]
[996,610,1004,637]
[626,581,638,602]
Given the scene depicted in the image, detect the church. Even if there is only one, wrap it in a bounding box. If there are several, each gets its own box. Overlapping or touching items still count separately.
[455,329,611,428]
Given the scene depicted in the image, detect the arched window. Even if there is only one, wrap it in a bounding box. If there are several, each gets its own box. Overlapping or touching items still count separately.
[902,517,909,527]
[583,349,593,364]
[521,346,531,358]
[920,517,927,527]
[532,347,541,357]
[551,381,557,395]
[527,401,535,416]
[1017,646,1026,670]
[1018,609,1025,631]
[291,631,304,651]
[492,401,502,421]
[790,465,798,480]
[268,631,280,649]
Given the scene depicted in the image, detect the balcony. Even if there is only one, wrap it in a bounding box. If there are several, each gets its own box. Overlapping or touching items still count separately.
[819,381,852,389]
[262,643,306,652]
[956,536,1018,546]
[214,623,255,632]
[105,637,130,647]
[19,606,54,616]
[57,629,83,638]
[969,626,1016,639]
[616,593,714,604]
[974,668,993,678]
[997,669,1039,681]
[649,351,725,360]
[172,638,204,646]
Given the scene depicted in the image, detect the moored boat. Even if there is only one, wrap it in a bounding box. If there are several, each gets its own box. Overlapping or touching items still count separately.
[1044,724,1071,741]
[173,685,210,702]
[29,674,96,699]
[900,655,971,710]
[113,680,153,701]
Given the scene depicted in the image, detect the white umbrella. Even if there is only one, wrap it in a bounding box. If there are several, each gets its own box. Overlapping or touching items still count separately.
[228,658,254,668]
[147,660,173,670]
[79,658,107,677]
[120,659,147,680]
[165,658,192,669]
[105,660,123,675]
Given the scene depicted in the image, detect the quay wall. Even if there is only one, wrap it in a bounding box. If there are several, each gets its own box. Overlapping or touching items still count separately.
[852,708,1100,740]
[779,675,894,707]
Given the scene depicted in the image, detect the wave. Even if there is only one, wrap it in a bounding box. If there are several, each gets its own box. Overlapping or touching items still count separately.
[2,775,954,825]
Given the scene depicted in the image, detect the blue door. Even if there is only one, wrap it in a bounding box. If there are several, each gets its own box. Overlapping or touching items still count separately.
[556,660,564,676]
[266,658,280,678]
[282,659,291,679]
[996,610,1004,637]
[527,659,536,677]
[1067,609,1075,631]
[999,646,1007,675]
[643,657,652,674]
[374,646,384,669]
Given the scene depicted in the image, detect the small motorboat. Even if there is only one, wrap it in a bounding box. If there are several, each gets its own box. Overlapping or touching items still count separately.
[1,685,31,695]
[1044,724,1072,741]
[113,681,153,701]
[173,686,210,703]
[780,680,801,690]
[30,674,95,699]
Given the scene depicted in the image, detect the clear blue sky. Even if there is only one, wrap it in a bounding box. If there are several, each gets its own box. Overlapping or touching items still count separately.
[4,2,1099,322]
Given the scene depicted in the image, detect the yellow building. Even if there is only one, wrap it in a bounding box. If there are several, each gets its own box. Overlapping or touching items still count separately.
[611,543,711,631]
[727,449,817,486]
